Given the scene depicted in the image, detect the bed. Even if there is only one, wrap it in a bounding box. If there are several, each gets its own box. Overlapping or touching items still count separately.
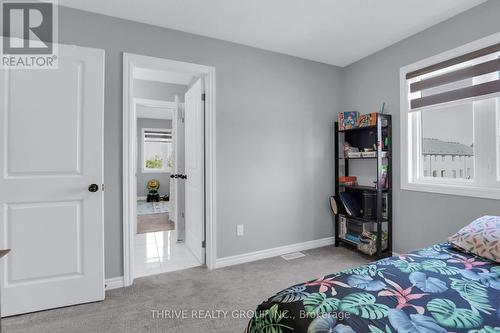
[246,243,500,333]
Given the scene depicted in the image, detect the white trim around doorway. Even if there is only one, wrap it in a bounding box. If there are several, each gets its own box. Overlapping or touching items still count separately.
[122,53,217,287]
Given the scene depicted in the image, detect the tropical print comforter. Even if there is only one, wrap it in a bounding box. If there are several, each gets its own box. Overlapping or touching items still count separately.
[246,243,500,333]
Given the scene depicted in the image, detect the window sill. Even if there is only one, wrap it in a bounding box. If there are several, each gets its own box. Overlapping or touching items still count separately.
[401,181,500,200]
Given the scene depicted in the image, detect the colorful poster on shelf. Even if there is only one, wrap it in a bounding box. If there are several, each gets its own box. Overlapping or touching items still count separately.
[358,112,378,127]
[338,111,359,130]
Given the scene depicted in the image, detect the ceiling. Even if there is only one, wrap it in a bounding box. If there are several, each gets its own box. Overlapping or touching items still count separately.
[59,0,487,67]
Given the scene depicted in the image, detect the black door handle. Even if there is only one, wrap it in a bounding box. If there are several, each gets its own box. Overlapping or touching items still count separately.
[88,184,99,192]
[170,174,186,179]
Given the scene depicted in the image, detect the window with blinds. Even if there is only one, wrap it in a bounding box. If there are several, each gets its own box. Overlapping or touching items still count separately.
[407,43,500,110]
[144,130,172,143]
[401,34,500,200]
[142,128,173,173]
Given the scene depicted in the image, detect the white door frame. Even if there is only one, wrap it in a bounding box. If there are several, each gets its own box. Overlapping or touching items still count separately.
[122,53,217,287]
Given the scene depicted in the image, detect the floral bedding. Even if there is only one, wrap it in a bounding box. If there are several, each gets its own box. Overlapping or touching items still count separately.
[246,243,500,333]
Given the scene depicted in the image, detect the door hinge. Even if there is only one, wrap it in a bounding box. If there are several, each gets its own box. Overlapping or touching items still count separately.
[102,184,105,191]
[201,93,206,101]
[181,212,185,218]
[202,240,206,248]
[180,109,185,123]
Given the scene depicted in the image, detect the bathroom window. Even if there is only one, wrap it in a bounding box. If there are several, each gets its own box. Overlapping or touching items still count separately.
[142,128,172,173]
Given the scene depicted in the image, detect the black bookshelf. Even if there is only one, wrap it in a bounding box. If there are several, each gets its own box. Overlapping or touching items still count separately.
[334,114,392,259]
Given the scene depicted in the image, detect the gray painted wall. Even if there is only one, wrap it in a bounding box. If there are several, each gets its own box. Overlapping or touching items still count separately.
[57,6,343,278]
[136,118,172,197]
[134,80,188,102]
[342,0,500,253]
[52,2,500,279]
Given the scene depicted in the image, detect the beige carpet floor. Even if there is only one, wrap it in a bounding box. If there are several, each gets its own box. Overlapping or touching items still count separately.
[3,246,369,333]
[137,213,175,234]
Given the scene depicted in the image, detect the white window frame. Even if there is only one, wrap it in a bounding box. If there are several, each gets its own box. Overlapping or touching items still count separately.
[141,127,173,173]
[400,32,500,200]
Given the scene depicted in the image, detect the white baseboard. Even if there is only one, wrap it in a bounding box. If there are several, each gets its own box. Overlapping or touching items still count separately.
[105,276,124,291]
[137,196,147,200]
[215,237,335,269]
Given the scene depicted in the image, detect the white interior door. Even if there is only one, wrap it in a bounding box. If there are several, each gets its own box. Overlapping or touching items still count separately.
[184,78,204,263]
[171,97,179,225]
[0,44,105,316]
[174,101,186,242]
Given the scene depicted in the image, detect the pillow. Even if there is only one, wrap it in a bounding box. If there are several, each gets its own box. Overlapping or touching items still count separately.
[448,216,500,262]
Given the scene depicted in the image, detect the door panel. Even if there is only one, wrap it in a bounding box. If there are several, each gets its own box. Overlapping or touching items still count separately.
[0,44,105,316]
[6,59,83,176]
[6,201,82,283]
[184,78,204,264]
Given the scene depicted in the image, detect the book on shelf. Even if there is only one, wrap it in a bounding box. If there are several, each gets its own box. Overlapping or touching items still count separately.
[338,191,362,217]
[339,215,347,239]
[382,193,388,219]
[344,233,360,244]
